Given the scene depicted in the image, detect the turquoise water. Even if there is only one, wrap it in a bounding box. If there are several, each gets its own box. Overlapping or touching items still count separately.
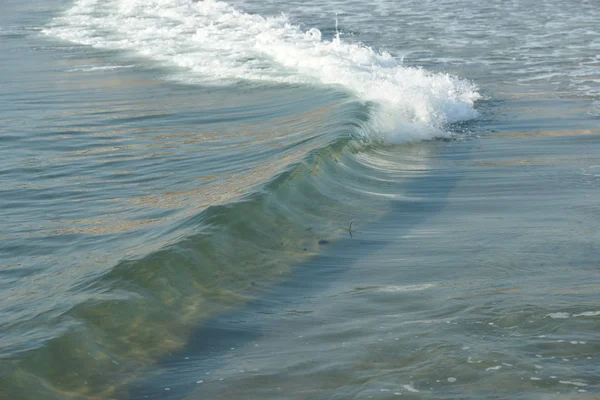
[1,0,600,398]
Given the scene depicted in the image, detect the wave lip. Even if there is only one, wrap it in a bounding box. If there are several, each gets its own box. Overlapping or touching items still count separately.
[44,0,480,143]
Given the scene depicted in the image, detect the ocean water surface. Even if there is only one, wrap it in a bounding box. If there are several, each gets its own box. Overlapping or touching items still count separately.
[1,0,599,398]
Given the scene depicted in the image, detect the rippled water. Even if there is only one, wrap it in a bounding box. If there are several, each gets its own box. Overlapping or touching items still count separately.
[1,0,599,398]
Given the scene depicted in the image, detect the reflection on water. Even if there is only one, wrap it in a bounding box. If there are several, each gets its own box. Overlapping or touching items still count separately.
[497,129,600,139]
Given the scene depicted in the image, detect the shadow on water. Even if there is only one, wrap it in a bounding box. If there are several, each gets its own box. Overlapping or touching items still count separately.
[128,137,472,400]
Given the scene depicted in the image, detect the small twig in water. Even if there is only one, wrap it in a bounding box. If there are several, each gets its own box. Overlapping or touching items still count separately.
[347,221,354,238]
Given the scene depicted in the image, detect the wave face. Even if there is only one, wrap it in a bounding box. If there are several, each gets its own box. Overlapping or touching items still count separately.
[43,0,479,143]
[1,0,481,398]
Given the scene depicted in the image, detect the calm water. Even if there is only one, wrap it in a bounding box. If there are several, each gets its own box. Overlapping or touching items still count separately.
[1,0,600,398]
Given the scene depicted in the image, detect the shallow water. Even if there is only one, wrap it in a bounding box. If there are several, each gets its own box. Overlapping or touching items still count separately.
[1,0,599,398]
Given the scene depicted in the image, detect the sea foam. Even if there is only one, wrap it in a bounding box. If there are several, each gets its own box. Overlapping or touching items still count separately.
[44,0,480,143]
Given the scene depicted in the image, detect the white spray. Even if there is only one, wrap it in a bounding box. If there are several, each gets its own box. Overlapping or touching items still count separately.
[44,0,480,143]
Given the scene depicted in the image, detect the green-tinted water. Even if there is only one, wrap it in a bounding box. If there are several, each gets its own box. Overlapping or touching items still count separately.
[2,0,600,398]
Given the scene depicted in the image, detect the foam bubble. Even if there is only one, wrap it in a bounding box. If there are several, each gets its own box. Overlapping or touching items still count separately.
[43,0,480,144]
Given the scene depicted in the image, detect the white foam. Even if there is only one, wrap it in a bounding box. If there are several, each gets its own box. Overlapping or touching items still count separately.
[377,283,437,292]
[546,312,570,319]
[402,384,419,393]
[573,311,600,317]
[559,380,588,387]
[64,64,137,72]
[43,0,479,144]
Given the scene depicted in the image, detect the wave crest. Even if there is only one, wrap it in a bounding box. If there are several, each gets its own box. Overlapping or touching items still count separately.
[44,0,480,143]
